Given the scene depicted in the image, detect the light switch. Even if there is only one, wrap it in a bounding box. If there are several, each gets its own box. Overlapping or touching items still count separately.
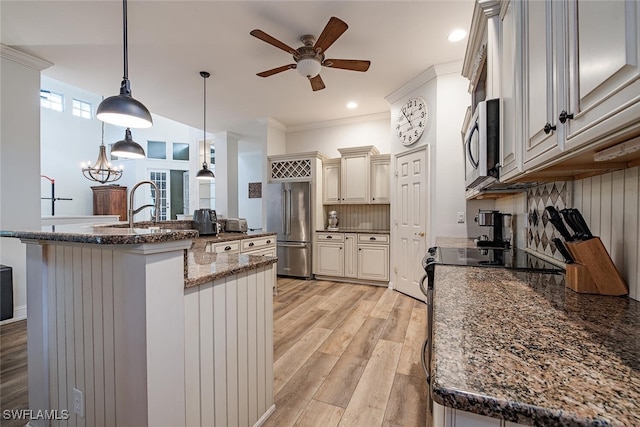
[457,212,465,223]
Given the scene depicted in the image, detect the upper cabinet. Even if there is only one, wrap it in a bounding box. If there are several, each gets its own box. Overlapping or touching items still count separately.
[370,154,391,204]
[562,1,640,152]
[466,0,640,189]
[322,146,390,205]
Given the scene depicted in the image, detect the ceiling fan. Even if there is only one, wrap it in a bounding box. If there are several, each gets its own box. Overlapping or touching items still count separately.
[250,16,371,91]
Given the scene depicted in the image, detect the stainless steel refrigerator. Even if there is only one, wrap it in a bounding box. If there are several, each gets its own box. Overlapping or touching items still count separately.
[266,181,312,278]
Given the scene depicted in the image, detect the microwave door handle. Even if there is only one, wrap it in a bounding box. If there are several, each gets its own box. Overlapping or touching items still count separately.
[466,122,480,169]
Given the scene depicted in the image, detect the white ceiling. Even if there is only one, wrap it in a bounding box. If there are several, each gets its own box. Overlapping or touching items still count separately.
[1,0,474,136]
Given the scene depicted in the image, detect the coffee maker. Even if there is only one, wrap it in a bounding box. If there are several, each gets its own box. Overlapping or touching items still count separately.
[474,210,512,248]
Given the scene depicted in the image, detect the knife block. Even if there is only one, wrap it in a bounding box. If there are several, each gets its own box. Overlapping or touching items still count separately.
[564,237,628,296]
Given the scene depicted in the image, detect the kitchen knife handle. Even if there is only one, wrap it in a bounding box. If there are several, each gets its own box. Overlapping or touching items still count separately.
[560,208,581,239]
[552,237,574,263]
[545,206,573,241]
[570,208,593,238]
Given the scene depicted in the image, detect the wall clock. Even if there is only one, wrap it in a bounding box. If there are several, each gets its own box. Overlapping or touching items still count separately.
[395,97,428,146]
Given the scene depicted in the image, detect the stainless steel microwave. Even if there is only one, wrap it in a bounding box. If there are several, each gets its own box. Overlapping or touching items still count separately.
[463,99,500,190]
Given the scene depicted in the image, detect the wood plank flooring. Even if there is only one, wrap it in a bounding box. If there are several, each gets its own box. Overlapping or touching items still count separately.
[0,278,429,427]
[266,278,429,427]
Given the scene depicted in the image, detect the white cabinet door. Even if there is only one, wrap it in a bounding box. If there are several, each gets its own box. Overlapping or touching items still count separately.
[498,0,524,181]
[357,244,389,282]
[315,242,344,277]
[370,155,391,204]
[522,0,563,169]
[322,160,341,204]
[344,234,357,278]
[341,153,369,203]
[563,0,640,150]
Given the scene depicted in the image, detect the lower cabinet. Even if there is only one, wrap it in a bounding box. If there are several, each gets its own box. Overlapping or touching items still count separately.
[314,232,389,284]
[433,402,528,427]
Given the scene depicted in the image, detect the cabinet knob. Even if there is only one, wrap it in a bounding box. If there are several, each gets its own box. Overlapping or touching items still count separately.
[249,242,254,247]
[372,198,375,200]
[559,110,574,124]
[266,240,271,244]
[543,122,556,134]
[359,248,361,251]
[224,246,231,251]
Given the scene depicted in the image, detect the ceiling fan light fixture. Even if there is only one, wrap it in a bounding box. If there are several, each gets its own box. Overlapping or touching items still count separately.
[111,128,146,159]
[297,57,321,78]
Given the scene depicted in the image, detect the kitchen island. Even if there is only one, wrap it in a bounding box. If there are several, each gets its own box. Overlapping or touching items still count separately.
[431,239,640,426]
[1,224,277,427]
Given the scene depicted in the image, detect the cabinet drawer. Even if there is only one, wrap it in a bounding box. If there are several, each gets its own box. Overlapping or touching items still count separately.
[357,234,389,244]
[316,233,344,242]
[208,240,240,254]
[241,236,275,252]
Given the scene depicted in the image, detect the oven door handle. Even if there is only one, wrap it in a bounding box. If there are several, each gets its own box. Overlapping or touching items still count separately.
[419,274,429,298]
[421,337,430,384]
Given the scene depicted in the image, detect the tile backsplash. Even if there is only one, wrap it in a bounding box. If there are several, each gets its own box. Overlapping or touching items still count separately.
[526,181,572,262]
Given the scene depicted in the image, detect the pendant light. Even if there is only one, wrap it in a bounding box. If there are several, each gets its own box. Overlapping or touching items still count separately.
[96,0,153,129]
[196,71,215,180]
[81,120,124,184]
[111,127,146,159]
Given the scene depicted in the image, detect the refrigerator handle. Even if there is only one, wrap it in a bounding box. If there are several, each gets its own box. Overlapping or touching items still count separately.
[281,188,287,235]
[287,189,292,235]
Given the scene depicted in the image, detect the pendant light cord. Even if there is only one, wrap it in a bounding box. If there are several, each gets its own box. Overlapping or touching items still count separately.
[122,0,128,80]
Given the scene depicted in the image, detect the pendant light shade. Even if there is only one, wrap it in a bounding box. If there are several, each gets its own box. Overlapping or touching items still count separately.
[111,128,145,159]
[97,0,152,129]
[196,71,214,181]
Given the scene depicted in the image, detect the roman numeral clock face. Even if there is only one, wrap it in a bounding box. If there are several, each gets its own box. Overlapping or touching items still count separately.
[396,97,428,146]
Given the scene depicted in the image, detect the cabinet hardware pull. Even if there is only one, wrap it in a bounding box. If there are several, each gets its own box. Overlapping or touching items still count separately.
[224,246,231,251]
[359,248,361,251]
[372,197,375,200]
[543,122,556,134]
[327,235,333,239]
[369,237,376,241]
[559,110,574,124]
[249,242,254,247]
[266,240,271,244]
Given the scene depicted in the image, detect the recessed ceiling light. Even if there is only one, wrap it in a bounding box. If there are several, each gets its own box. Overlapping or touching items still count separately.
[347,102,358,109]
[448,29,467,42]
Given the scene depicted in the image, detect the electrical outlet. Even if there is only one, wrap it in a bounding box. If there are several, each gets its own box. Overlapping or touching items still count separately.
[457,211,465,223]
[73,387,84,417]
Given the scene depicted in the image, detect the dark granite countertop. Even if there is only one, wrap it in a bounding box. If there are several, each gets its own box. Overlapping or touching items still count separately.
[315,229,390,234]
[431,265,640,426]
[0,223,198,245]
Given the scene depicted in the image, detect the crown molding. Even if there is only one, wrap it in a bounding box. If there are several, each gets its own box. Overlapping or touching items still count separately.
[385,61,463,105]
[1,45,52,71]
[257,117,287,132]
[286,112,390,133]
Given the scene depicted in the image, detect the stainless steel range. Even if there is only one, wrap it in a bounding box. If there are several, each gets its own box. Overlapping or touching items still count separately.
[418,246,563,425]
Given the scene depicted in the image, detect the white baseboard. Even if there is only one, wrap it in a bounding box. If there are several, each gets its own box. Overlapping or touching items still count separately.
[0,304,26,325]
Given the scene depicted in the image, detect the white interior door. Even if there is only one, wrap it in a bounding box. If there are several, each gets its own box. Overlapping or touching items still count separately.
[149,170,169,221]
[394,148,428,301]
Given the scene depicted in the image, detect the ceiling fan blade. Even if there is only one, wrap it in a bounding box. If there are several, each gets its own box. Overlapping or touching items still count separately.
[313,17,348,54]
[323,59,371,72]
[250,29,298,55]
[256,64,296,77]
[309,75,326,91]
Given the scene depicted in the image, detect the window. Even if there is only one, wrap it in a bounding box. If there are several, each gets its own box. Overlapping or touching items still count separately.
[72,99,92,119]
[40,90,64,112]
[210,146,216,165]
[172,143,189,161]
[147,141,166,159]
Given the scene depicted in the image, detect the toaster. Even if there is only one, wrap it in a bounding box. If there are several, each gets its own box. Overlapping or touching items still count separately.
[225,218,248,232]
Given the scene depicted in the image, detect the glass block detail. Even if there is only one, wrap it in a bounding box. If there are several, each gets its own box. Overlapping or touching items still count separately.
[271,159,312,180]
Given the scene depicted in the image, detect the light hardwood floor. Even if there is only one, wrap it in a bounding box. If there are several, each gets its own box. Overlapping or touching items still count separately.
[267,278,429,427]
[0,278,429,427]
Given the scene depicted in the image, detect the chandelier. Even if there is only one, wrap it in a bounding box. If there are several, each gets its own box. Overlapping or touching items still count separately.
[82,121,123,184]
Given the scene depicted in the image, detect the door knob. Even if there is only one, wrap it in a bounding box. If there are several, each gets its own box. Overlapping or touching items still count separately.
[418,231,425,237]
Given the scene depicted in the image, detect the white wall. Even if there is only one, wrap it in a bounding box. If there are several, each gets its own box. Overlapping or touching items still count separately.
[238,148,263,230]
[285,115,391,158]
[1,46,51,323]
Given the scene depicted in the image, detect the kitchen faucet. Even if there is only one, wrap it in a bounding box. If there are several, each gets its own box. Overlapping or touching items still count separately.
[129,180,160,228]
